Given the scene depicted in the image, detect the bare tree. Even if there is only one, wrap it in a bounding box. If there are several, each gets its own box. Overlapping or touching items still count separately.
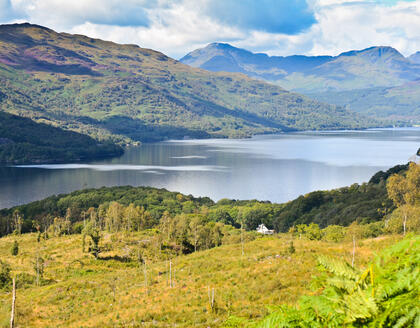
[351,235,356,268]
[144,261,148,295]
[10,277,16,328]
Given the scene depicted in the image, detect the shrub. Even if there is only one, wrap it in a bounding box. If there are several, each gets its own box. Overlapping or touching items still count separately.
[322,225,345,242]
[287,241,295,254]
[11,240,19,256]
[245,235,420,327]
[0,260,11,289]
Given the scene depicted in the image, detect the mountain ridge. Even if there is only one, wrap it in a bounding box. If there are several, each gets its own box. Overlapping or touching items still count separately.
[0,23,376,149]
[180,43,420,93]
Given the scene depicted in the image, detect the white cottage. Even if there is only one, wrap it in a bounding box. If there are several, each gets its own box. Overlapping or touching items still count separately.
[256,224,274,235]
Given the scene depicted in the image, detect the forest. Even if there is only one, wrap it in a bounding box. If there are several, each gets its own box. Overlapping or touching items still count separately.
[0,163,416,247]
[0,111,123,164]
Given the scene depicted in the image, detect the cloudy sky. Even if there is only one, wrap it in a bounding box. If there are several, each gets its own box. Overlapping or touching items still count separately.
[1,0,419,58]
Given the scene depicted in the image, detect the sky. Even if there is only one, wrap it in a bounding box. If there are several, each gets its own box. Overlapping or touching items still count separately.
[1,0,420,59]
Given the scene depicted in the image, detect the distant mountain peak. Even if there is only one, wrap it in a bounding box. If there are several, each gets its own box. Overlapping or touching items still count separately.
[1,22,54,32]
[0,23,372,144]
[338,46,404,59]
[409,51,420,64]
[180,43,420,93]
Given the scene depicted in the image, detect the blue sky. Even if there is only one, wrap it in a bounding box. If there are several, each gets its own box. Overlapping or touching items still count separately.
[1,0,419,58]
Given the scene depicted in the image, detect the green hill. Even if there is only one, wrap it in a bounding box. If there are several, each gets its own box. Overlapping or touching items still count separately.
[0,111,123,164]
[0,23,376,146]
[181,43,420,94]
[181,43,420,123]
[309,81,420,125]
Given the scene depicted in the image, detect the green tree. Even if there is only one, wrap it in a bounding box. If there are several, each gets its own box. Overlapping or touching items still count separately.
[11,240,19,256]
[387,163,420,235]
[322,225,345,242]
[83,222,102,259]
[306,223,322,240]
[105,201,124,232]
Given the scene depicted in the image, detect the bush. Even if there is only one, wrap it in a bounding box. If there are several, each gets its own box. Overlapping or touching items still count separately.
[305,223,322,240]
[248,235,420,327]
[322,225,345,242]
[11,240,19,256]
[287,241,295,254]
[0,260,11,289]
[72,222,84,234]
[16,272,36,288]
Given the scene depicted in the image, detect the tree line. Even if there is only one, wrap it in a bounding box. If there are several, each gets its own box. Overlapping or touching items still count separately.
[0,163,413,238]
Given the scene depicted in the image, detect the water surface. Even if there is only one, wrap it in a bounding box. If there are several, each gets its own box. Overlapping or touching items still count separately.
[1,128,418,209]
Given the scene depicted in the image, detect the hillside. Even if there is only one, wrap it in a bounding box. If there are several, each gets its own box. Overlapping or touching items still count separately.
[181,43,420,94]
[181,43,420,123]
[0,23,375,146]
[0,163,409,237]
[0,164,417,327]
[0,231,403,327]
[309,81,420,124]
[0,111,123,164]
[409,51,420,64]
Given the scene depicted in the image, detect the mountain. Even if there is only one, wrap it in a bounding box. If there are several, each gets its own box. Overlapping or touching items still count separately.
[181,43,420,123]
[408,51,420,64]
[310,81,420,124]
[0,111,123,164]
[0,23,376,147]
[181,43,420,93]
[181,42,332,80]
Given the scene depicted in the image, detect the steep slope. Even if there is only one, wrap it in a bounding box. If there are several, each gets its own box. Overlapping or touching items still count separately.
[0,111,123,164]
[181,43,420,93]
[0,23,375,145]
[310,80,420,124]
[181,42,332,81]
[408,51,420,64]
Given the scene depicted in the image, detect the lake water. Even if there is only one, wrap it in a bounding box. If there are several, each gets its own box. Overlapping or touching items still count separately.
[0,128,419,209]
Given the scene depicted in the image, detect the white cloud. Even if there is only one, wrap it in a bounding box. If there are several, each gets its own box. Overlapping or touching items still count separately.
[1,0,420,58]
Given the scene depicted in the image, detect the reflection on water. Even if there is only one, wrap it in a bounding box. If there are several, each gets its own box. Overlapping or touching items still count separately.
[0,128,419,209]
[16,164,225,172]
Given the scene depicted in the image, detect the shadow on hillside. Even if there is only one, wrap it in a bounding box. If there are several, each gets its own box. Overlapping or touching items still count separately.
[98,255,133,262]
[102,115,212,142]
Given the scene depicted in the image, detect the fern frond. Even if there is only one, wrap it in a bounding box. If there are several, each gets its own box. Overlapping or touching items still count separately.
[317,256,359,280]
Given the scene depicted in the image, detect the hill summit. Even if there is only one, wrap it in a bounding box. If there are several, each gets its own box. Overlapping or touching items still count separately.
[181,43,420,93]
[0,23,375,146]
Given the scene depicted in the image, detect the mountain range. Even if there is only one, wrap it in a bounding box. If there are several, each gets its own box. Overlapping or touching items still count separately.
[181,43,420,93]
[0,23,376,159]
[181,43,420,123]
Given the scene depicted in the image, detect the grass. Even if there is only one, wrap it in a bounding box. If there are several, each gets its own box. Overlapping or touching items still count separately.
[0,233,401,327]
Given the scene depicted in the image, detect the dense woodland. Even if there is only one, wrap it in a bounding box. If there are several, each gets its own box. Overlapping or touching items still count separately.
[0,111,123,164]
[0,163,414,242]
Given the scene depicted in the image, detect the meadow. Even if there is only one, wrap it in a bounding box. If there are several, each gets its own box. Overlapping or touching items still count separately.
[0,232,402,327]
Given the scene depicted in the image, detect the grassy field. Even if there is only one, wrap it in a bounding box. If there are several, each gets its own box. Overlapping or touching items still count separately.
[0,232,401,327]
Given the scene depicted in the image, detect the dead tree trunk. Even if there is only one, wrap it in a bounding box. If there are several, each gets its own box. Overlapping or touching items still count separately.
[144,261,148,295]
[352,235,356,268]
[240,221,244,257]
[208,286,215,312]
[403,212,407,236]
[169,260,172,288]
[10,277,16,328]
